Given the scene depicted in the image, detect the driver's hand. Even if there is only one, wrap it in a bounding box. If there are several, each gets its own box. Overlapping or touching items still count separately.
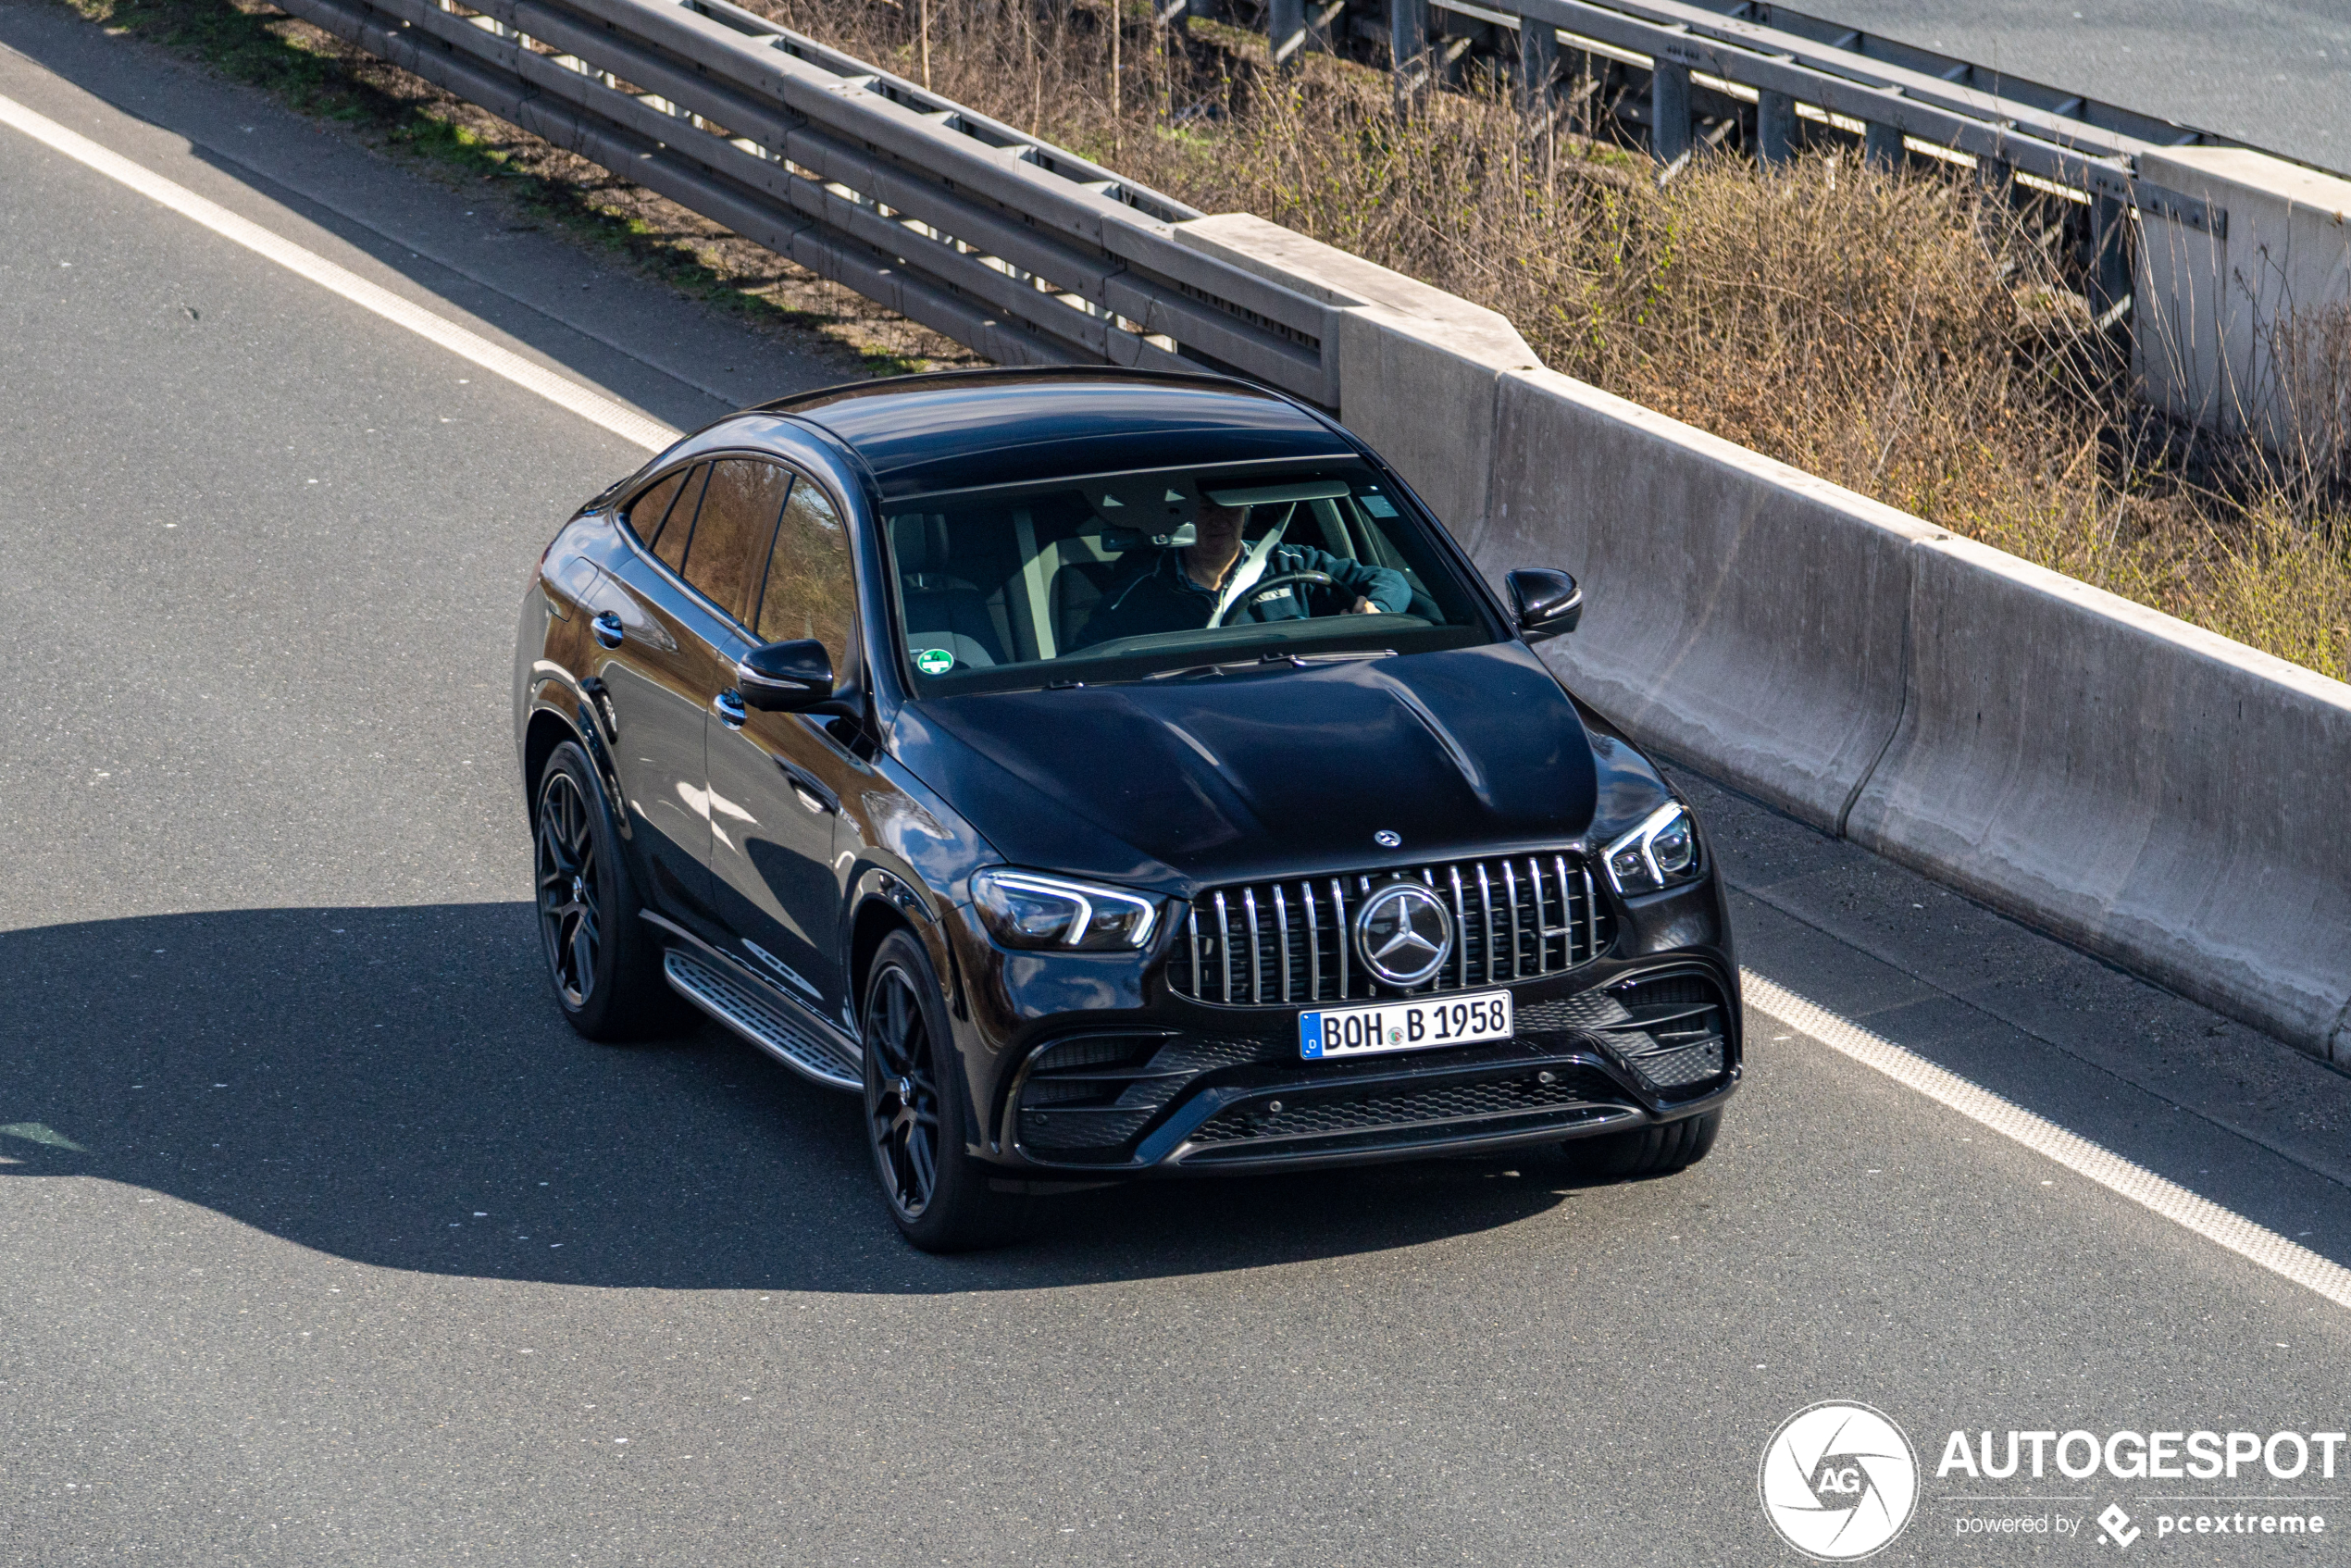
[1348,596,1380,614]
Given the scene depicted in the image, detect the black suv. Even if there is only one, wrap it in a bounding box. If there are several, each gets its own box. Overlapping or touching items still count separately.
[513,368,1738,1250]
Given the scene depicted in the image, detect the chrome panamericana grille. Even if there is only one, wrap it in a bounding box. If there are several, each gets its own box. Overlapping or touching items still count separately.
[1166,854,1611,1006]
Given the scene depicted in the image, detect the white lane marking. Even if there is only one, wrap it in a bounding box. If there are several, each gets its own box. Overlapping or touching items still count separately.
[1744,969,2351,1312]
[0,92,679,454]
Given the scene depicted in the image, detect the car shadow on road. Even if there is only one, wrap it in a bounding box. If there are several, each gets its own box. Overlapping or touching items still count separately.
[0,904,1599,1293]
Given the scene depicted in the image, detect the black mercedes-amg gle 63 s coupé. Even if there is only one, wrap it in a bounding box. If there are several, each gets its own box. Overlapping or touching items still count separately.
[514,367,1739,1250]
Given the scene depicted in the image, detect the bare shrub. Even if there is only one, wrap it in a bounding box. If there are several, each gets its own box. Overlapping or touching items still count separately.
[2271,301,2351,516]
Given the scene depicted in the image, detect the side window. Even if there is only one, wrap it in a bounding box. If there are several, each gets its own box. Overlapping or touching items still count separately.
[755,474,854,674]
[680,458,790,624]
[623,467,690,551]
[652,464,707,573]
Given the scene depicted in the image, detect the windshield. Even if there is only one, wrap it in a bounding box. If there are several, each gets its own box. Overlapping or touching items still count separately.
[883,459,1499,692]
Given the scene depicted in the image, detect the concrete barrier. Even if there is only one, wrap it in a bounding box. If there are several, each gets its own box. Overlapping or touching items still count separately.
[1176,207,2351,1064]
[1173,213,1536,536]
[1482,369,1928,832]
[2135,147,2351,449]
[1847,537,2351,1061]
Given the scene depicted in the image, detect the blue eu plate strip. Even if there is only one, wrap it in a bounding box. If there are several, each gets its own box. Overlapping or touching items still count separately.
[1300,1012,1324,1059]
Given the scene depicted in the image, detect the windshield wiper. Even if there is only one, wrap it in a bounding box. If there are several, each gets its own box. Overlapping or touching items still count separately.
[1142,648,1396,681]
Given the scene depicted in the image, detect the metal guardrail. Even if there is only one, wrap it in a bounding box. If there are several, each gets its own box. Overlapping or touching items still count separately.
[274,0,1342,404]
[1222,0,2287,319]
[280,0,2296,384]
[1288,0,2252,182]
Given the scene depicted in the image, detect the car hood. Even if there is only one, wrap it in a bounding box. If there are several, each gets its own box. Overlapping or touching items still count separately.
[892,643,1632,890]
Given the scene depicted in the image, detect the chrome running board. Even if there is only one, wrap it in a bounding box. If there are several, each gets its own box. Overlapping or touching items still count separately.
[663,948,861,1093]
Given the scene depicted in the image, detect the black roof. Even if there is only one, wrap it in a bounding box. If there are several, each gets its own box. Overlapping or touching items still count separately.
[762,368,1353,500]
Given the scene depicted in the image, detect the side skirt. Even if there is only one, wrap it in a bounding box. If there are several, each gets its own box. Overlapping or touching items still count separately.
[641,912,863,1092]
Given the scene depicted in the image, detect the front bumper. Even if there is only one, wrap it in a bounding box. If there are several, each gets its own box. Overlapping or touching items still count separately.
[947,875,1741,1176]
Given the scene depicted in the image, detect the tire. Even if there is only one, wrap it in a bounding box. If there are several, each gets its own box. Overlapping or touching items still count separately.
[532,740,681,1041]
[862,928,1029,1252]
[1564,1108,1722,1178]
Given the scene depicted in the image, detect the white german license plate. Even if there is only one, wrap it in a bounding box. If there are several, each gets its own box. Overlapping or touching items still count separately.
[1300,989,1513,1060]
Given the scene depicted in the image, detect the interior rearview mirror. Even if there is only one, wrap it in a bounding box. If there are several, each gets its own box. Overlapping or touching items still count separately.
[737,639,834,712]
[1506,567,1582,641]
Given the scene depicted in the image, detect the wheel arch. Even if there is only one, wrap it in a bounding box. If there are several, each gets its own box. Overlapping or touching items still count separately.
[849,897,914,1022]
[522,706,580,816]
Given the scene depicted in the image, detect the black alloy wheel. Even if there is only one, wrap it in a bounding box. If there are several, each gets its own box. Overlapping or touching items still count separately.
[861,929,1028,1251]
[536,767,602,1010]
[865,961,940,1219]
[532,740,679,1041]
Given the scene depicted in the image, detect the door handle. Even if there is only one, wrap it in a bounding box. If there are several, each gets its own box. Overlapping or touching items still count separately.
[713,689,748,728]
[777,759,838,815]
[591,611,624,649]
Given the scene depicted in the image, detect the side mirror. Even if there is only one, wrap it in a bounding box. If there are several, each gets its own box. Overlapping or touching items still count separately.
[737,639,834,712]
[1506,567,1582,641]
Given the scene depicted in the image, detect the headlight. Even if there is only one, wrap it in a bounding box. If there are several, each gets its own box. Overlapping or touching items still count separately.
[970,869,1160,951]
[1602,802,1701,895]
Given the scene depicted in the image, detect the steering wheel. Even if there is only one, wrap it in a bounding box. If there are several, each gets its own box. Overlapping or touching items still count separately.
[1211,570,1337,627]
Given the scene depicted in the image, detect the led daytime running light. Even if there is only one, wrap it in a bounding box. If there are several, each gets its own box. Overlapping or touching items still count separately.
[1602,802,1698,894]
[970,869,1159,950]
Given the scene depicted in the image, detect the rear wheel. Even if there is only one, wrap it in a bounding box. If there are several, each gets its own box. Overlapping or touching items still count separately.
[1565,1108,1721,1177]
[533,740,679,1040]
[863,929,1028,1252]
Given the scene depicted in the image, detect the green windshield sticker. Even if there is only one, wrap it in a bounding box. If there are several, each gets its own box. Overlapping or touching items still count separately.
[914,648,956,676]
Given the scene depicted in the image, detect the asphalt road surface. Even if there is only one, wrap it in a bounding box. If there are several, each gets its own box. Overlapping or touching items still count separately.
[1811,0,2351,174]
[5,8,2351,1565]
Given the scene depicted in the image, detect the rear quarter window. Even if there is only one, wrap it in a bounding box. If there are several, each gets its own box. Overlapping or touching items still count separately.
[624,467,690,552]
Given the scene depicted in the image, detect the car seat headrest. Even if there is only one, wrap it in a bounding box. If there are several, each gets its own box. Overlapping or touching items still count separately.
[1085,474,1200,546]
[889,513,952,576]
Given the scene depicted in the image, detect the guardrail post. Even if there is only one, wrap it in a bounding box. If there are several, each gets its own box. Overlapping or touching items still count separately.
[1308,0,1340,54]
[1269,0,1305,71]
[2088,193,2132,328]
[1754,88,1795,166]
[1390,0,1429,111]
[1649,58,1690,168]
[1569,47,1598,140]
[1516,18,1557,121]
[1862,119,1902,170]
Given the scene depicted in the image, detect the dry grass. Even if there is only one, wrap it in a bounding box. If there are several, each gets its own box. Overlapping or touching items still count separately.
[755,0,2351,680]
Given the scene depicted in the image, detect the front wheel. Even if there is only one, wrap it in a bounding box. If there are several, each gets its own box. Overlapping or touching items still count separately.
[862,929,1028,1252]
[1564,1108,1721,1178]
[533,740,679,1040]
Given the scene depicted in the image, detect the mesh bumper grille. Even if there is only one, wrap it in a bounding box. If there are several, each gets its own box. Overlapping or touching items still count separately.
[1015,1033,1270,1156]
[1188,1065,1626,1145]
[1518,970,1733,1095]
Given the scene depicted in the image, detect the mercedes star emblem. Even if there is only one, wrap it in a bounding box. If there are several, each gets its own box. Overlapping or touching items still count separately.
[1353,881,1455,987]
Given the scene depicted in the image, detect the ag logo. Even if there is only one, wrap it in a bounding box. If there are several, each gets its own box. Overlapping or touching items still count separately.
[1759,1401,1918,1561]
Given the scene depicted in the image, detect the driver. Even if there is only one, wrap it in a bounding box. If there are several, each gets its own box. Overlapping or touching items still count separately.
[1075,502,1412,649]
